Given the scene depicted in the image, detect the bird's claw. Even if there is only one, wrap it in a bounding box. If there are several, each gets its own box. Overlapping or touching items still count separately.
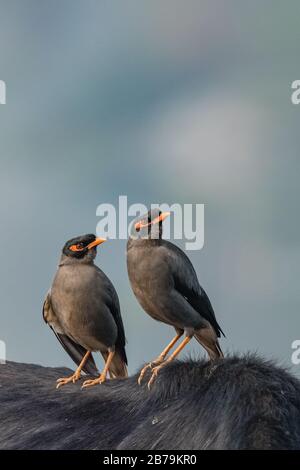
[81,374,106,389]
[56,372,81,389]
[138,358,164,385]
[147,364,165,389]
[138,363,153,385]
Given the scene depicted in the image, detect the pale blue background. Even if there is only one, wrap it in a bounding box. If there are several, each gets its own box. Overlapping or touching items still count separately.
[0,1,299,376]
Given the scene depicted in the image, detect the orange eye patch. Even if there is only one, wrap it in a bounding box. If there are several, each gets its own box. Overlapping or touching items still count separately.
[69,243,85,252]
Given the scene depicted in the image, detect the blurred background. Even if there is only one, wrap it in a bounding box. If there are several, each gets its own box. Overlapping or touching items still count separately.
[0,0,299,376]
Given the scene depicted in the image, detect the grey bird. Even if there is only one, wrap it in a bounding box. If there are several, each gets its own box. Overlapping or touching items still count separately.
[127,209,224,388]
[43,234,128,389]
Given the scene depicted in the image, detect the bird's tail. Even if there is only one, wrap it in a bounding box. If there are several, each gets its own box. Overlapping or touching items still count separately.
[101,349,128,379]
[195,326,224,360]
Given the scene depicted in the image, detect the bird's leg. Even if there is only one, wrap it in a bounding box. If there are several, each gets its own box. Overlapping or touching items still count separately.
[56,351,91,389]
[82,351,115,388]
[138,332,183,385]
[148,335,192,389]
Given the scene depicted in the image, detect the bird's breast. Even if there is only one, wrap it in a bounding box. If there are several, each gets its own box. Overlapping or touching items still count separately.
[51,266,104,328]
[127,247,172,321]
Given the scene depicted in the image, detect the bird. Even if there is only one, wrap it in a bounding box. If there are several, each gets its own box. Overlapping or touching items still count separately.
[43,233,128,389]
[127,209,224,388]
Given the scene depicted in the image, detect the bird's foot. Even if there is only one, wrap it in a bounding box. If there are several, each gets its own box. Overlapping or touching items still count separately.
[138,358,164,385]
[147,362,169,389]
[56,371,81,389]
[81,373,106,389]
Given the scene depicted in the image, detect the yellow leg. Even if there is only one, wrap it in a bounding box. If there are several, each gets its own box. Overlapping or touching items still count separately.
[82,351,115,389]
[138,332,183,385]
[148,335,192,389]
[56,350,91,389]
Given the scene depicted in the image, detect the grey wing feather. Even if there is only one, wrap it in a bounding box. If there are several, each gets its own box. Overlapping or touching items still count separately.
[96,270,128,365]
[164,242,225,338]
[42,293,99,376]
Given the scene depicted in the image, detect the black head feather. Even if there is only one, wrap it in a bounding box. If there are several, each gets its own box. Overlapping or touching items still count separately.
[63,234,96,258]
[132,209,163,239]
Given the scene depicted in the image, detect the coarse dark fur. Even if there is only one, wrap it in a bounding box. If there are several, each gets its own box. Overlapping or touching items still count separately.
[0,355,300,450]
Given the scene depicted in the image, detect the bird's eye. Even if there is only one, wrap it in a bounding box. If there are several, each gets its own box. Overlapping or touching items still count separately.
[69,243,85,252]
[135,218,151,232]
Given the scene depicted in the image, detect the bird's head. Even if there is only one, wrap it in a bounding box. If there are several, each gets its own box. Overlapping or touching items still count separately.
[62,234,106,263]
[132,209,170,240]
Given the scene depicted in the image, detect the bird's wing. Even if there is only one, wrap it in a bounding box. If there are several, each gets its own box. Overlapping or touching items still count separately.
[163,241,225,338]
[42,292,99,376]
[95,268,128,366]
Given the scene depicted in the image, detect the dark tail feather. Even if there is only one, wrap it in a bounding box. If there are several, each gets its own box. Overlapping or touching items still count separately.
[195,328,224,360]
[101,349,128,379]
[54,332,99,376]
[215,339,224,358]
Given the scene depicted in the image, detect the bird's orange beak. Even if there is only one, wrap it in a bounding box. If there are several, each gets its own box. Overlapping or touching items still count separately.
[153,211,170,225]
[135,211,170,231]
[87,238,106,249]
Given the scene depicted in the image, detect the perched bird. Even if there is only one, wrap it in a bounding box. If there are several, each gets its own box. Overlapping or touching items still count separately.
[43,234,127,389]
[127,209,224,388]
